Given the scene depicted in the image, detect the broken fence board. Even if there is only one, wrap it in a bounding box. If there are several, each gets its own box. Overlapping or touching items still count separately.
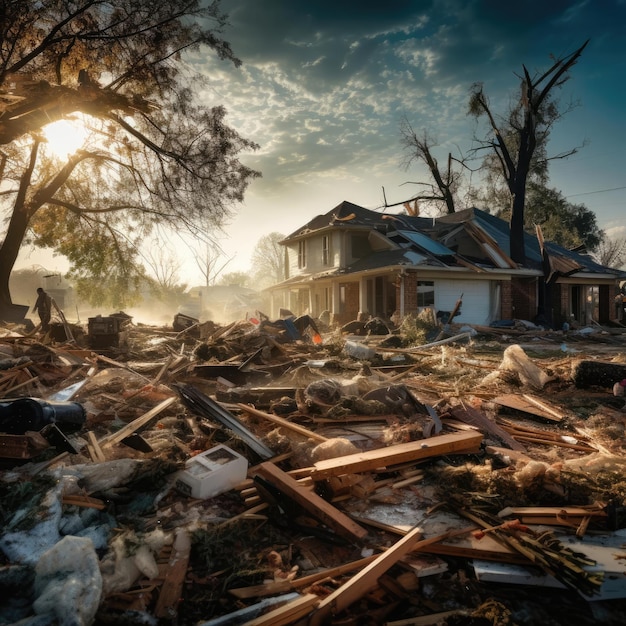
[311,431,483,480]
[254,462,368,542]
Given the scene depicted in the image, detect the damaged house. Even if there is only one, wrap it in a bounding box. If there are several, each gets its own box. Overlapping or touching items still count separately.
[268,201,625,328]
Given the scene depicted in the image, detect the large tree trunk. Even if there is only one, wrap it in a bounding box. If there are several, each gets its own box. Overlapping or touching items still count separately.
[0,207,31,321]
[508,116,534,265]
[573,361,626,389]
[0,145,84,322]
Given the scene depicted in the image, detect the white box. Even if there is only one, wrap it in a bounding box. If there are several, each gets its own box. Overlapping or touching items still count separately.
[175,444,248,499]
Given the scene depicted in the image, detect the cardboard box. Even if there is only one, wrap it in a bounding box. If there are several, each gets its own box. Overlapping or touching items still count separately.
[175,444,248,499]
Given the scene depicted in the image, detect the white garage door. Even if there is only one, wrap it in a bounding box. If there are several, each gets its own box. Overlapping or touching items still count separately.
[434,279,493,326]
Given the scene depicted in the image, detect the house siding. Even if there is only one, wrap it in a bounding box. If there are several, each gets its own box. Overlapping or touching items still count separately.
[272,203,625,328]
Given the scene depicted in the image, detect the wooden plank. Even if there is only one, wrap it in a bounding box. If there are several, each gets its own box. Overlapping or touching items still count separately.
[254,462,368,542]
[154,529,191,619]
[61,494,106,510]
[237,403,328,443]
[308,527,452,626]
[493,394,564,422]
[500,505,606,518]
[449,406,525,451]
[87,431,106,462]
[230,555,379,599]
[352,516,530,565]
[311,431,483,480]
[387,610,470,625]
[244,593,319,626]
[99,396,177,447]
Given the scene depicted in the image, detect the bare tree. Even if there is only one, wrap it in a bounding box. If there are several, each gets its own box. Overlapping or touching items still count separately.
[142,241,184,292]
[399,120,462,215]
[194,241,232,288]
[593,234,626,269]
[468,41,589,264]
[251,232,285,288]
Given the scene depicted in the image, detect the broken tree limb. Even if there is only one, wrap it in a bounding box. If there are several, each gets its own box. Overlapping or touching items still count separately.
[572,360,626,389]
[311,431,483,480]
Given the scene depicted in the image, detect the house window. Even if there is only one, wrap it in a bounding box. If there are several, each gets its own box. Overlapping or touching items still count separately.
[322,235,330,265]
[298,240,306,268]
[417,281,435,307]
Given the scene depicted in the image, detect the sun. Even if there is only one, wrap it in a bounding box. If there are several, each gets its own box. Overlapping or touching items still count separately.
[42,117,90,159]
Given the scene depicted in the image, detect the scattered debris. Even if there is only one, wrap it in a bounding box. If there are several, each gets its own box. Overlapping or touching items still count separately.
[1,313,626,625]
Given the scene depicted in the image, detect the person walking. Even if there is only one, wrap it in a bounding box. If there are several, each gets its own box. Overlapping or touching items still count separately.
[33,287,52,332]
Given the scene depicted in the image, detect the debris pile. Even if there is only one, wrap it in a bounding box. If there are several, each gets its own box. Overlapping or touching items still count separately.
[1,313,626,625]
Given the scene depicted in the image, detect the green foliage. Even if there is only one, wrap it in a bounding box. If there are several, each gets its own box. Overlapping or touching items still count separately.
[497,182,603,251]
[0,0,260,308]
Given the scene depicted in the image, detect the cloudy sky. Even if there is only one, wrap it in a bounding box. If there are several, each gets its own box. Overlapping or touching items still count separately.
[188,0,625,276]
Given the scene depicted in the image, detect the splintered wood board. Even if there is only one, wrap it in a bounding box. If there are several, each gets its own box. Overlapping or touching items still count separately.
[254,462,368,542]
[311,431,483,479]
[493,394,564,422]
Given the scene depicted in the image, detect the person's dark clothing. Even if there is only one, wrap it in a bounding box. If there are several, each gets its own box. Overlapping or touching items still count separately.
[33,289,52,332]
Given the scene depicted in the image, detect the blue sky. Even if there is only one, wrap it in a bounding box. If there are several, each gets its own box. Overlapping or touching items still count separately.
[190,0,625,275]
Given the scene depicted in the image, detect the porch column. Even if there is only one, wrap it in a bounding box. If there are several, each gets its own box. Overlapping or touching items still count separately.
[332,282,341,321]
[358,276,368,319]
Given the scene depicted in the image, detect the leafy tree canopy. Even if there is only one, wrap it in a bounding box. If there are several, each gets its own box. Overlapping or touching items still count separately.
[0,0,260,311]
[496,182,603,252]
[218,271,251,288]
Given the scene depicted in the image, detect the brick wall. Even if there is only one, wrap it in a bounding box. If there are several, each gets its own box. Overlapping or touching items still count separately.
[550,283,569,329]
[394,271,418,315]
[500,280,513,320]
[510,277,537,321]
[599,284,611,323]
